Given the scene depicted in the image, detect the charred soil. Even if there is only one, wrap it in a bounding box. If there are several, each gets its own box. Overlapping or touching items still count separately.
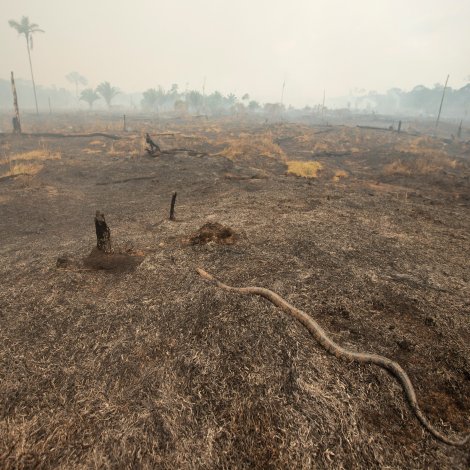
[1,116,470,469]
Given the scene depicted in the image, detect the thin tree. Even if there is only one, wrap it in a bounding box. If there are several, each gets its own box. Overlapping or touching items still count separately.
[96,82,120,109]
[8,16,44,115]
[80,88,100,110]
[66,72,88,99]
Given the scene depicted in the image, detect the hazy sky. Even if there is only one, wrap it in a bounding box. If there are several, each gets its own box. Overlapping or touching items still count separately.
[2,0,470,106]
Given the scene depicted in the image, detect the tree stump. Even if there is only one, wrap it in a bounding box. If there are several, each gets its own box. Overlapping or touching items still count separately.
[169,192,177,221]
[95,211,112,253]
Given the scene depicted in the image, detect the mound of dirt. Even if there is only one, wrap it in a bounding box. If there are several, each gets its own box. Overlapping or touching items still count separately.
[82,247,144,272]
[187,222,238,245]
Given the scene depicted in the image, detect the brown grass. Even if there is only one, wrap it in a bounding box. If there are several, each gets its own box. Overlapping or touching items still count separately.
[0,162,44,179]
[2,149,61,163]
[333,170,349,182]
[384,155,459,176]
[0,147,60,179]
[218,132,286,160]
[287,161,323,178]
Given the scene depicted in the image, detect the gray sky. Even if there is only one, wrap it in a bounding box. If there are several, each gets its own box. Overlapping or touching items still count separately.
[2,0,470,106]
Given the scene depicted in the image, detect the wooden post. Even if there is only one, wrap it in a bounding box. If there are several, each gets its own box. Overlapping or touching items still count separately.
[457,120,462,139]
[10,71,21,134]
[169,192,177,221]
[397,120,402,133]
[48,97,52,115]
[123,114,126,132]
[94,211,112,253]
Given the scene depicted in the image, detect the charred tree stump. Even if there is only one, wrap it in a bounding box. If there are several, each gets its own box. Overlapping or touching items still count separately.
[94,211,112,253]
[169,192,177,221]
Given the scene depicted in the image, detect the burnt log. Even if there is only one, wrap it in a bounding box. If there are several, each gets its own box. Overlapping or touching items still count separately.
[145,133,161,156]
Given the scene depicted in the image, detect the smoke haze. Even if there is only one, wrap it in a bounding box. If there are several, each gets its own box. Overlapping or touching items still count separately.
[2,0,470,106]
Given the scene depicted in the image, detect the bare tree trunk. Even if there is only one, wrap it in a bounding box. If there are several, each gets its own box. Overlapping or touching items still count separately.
[10,71,22,134]
[26,39,39,115]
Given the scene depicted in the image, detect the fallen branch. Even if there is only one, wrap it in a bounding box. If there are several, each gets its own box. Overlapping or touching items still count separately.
[196,267,469,447]
[314,128,336,135]
[161,148,208,156]
[96,175,159,185]
[357,125,393,132]
[0,132,121,140]
[0,173,31,183]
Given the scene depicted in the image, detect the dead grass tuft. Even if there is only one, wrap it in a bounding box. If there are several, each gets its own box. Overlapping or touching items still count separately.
[287,161,323,178]
[0,162,44,178]
[384,155,459,176]
[0,146,60,179]
[333,170,349,182]
[218,133,286,160]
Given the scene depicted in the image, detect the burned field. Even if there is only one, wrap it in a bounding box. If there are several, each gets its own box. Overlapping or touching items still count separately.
[1,116,469,469]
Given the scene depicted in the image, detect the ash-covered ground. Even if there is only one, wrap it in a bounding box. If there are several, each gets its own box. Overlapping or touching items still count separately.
[1,116,469,469]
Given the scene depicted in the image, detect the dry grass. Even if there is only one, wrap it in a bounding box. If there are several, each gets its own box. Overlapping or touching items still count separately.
[0,146,60,179]
[384,155,459,176]
[218,133,286,160]
[332,170,349,182]
[287,161,323,178]
[1,162,44,178]
[2,149,61,164]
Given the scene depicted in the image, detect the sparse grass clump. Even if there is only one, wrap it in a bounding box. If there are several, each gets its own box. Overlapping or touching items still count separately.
[4,162,44,177]
[0,147,60,179]
[3,149,61,163]
[219,132,286,160]
[287,160,323,178]
[333,169,348,182]
[384,155,459,176]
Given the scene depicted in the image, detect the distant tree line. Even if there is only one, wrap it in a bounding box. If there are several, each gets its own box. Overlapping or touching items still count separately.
[354,84,470,118]
[2,75,469,119]
[140,84,261,116]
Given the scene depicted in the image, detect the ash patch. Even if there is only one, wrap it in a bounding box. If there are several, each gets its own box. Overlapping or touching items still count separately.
[82,247,144,272]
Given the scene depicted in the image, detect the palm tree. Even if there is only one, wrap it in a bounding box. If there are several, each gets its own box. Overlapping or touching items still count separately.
[96,82,120,109]
[66,72,88,99]
[8,16,44,115]
[226,93,237,105]
[80,88,100,110]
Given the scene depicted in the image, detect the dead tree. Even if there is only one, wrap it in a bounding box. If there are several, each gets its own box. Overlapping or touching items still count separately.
[10,71,21,134]
[94,211,112,253]
[169,192,177,221]
[145,133,161,156]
